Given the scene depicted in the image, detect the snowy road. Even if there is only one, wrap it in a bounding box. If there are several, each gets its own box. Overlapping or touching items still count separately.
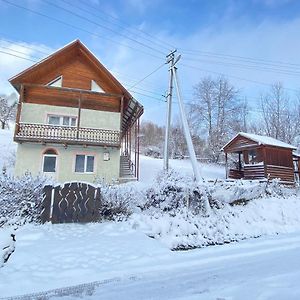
[2,229,300,300]
[52,232,300,300]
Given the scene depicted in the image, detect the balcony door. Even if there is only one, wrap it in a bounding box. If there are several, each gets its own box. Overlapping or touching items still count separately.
[42,149,58,180]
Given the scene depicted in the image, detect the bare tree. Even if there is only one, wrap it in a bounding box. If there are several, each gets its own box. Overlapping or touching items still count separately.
[139,120,164,154]
[189,76,245,162]
[261,82,300,144]
[0,94,17,130]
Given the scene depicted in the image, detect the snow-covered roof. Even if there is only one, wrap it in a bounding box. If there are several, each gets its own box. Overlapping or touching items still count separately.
[222,132,297,151]
[293,151,300,158]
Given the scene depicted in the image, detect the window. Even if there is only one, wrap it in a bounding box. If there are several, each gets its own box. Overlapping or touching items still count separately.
[43,149,57,173]
[91,80,104,93]
[47,115,77,127]
[249,149,257,164]
[47,76,62,87]
[75,155,94,173]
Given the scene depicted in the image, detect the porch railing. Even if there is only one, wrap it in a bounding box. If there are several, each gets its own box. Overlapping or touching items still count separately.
[15,123,120,146]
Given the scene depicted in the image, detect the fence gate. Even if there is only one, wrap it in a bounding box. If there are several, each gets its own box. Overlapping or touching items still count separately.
[41,182,101,223]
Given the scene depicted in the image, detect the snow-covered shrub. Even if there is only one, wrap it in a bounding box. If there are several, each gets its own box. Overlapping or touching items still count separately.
[143,146,162,158]
[208,178,287,205]
[0,172,48,227]
[98,182,144,221]
[0,231,16,267]
[142,169,216,215]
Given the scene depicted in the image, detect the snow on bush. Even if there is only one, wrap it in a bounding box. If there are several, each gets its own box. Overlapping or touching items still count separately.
[130,194,300,250]
[128,170,300,250]
[0,229,15,267]
[96,181,146,221]
[0,172,49,227]
[142,169,214,215]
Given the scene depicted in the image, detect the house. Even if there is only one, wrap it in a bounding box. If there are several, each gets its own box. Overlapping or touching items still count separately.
[222,132,297,184]
[10,40,143,184]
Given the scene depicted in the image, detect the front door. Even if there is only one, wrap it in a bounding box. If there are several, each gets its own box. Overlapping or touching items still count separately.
[42,149,58,180]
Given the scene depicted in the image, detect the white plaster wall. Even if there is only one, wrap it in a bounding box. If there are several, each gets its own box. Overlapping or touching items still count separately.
[20,103,120,130]
[15,143,120,184]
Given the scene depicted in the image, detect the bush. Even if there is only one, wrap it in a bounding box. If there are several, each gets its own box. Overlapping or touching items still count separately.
[142,169,215,215]
[0,173,49,227]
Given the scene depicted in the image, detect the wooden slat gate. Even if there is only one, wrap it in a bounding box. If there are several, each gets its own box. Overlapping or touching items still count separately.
[41,182,101,223]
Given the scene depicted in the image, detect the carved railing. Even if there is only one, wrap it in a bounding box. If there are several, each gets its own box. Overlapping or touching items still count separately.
[15,123,120,146]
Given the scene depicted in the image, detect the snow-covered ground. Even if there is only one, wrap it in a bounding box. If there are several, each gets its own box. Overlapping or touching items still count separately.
[1,223,300,299]
[139,155,225,184]
[1,128,300,299]
[0,129,16,174]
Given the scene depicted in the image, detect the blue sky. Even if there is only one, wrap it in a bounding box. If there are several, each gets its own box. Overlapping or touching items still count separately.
[1,0,300,124]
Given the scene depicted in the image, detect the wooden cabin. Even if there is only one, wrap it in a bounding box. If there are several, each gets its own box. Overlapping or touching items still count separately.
[10,40,143,184]
[222,132,297,184]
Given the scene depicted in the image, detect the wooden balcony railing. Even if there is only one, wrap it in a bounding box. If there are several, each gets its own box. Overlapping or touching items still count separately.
[15,123,120,146]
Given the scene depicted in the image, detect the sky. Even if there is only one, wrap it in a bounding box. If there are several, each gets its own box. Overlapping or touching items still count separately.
[1,0,300,125]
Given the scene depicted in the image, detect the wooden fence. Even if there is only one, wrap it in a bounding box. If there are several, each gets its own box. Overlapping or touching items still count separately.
[41,182,101,223]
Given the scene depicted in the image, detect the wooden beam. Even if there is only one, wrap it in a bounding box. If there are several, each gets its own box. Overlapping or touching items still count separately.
[77,93,82,140]
[14,84,24,141]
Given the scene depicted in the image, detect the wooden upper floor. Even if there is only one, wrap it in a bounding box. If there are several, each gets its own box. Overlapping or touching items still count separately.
[10,40,143,146]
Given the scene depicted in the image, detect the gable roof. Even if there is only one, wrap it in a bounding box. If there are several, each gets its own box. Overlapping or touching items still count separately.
[9,39,131,98]
[222,132,297,151]
[9,39,143,132]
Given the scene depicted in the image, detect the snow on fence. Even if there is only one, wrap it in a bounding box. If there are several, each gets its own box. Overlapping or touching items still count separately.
[41,183,102,223]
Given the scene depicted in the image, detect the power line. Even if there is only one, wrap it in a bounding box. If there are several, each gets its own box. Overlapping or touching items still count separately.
[0,45,44,61]
[1,0,164,60]
[60,0,173,53]
[0,50,37,62]
[0,36,51,56]
[41,0,166,56]
[180,63,300,93]
[180,48,300,69]
[128,63,166,89]
[184,57,300,77]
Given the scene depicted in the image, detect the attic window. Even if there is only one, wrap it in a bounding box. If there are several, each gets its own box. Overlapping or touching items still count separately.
[91,80,104,93]
[47,76,62,87]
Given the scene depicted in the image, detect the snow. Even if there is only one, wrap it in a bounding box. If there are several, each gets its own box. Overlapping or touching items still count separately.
[222,131,297,150]
[1,128,300,299]
[1,223,300,299]
[0,129,17,174]
[139,155,225,184]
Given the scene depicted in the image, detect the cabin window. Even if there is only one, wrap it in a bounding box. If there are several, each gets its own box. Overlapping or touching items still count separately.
[91,80,104,93]
[47,76,62,87]
[75,155,94,173]
[43,149,57,173]
[48,115,77,127]
[248,149,257,164]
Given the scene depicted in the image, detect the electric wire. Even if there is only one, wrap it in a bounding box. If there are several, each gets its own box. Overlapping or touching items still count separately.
[1,0,164,60]
[60,0,173,52]
[41,0,167,56]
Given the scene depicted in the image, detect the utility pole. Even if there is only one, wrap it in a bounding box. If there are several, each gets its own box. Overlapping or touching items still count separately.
[163,50,176,170]
[167,53,210,212]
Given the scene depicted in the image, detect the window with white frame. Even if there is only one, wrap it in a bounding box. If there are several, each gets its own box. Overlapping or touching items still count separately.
[75,155,95,173]
[91,80,105,93]
[47,76,62,87]
[43,149,57,173]
[47,115,77,127]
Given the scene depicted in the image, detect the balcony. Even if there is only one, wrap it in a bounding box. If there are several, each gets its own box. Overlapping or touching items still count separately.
[15,123,120,147]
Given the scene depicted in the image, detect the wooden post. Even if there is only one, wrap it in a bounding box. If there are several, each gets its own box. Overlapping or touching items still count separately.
[262,146,267,178]
[129,126,131,163]
[77,93,82,140]
[134,121,137,177]
[137,117,140,180]
[225,152,228,179]
[14,84,24,140]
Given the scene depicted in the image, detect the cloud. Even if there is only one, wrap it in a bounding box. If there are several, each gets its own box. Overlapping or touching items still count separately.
[0,40,52,94]
[92,14,300,124]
